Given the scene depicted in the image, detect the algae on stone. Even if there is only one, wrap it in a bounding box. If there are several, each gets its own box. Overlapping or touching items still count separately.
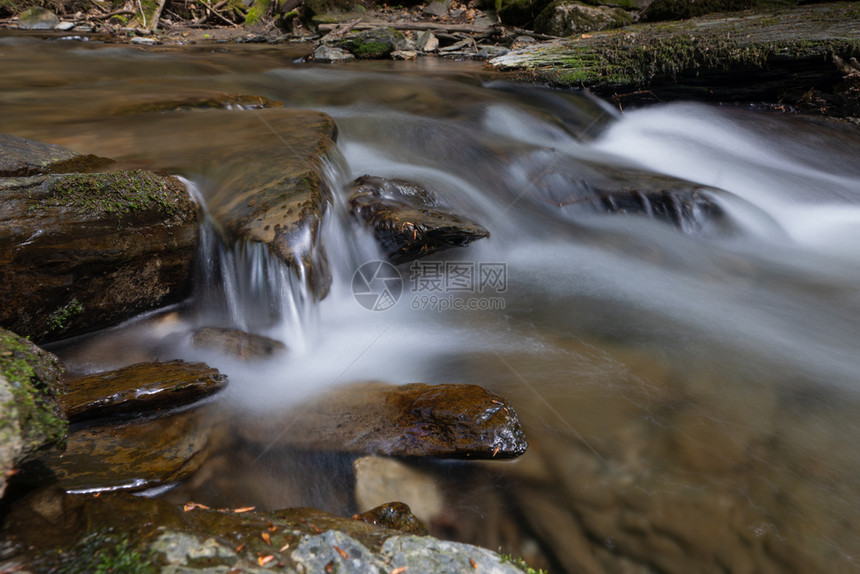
[0,328,67,497]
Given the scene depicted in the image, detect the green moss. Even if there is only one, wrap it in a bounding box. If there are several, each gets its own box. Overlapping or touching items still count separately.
[48,170,185,221]
[0,329,67,455]
[500,554,547,574]
[245,0,270,25]
[59,531,155,574]
[47,299,84,332]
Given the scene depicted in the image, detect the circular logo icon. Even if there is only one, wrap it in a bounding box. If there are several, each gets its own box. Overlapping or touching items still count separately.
[352,260,403,311]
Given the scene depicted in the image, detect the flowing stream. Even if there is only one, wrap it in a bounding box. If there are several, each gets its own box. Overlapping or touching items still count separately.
[3,34,860,573]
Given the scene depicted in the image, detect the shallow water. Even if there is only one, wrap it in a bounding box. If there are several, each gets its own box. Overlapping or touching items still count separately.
[3,33,860,573]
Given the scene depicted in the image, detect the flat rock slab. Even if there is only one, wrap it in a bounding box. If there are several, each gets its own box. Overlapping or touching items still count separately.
[241,382,528,459]
[191,327,287,361]
[3,489,532,573]
[489,3,860,113]
[37,405,223,493]
[0,159,198,342]
[0,133,112,177]
[60,360,227,423]
[349,175,489,264]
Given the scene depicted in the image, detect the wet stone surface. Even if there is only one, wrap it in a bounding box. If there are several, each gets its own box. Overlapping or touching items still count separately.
[60,359,227,423]
[34,404,225,493]
[0,148,199,342]
[353,501,428,535]
[191,327,287,361]
[349,175,490,264]
[241,382,528,459]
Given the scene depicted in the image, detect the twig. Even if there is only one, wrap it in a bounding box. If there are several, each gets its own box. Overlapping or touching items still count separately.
[87,8,134,20]
[87,0,111,15]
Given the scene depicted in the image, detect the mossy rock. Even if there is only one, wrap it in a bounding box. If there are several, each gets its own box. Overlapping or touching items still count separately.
[643,0,755,21]
[0,328,67,498]
[535,1,634,36]
[339,28,407,59]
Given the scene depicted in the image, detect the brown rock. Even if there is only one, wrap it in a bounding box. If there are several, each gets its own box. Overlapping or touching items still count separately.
[60,360,227,423]
[354,501,428,535]
[37,405,223,493]
[191,326,286,361]
[241,382,528,459]
[349,175,489,264]
[0,161,198,343]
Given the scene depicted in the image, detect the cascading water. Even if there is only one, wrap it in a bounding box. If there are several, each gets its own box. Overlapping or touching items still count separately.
[2,38,860,573]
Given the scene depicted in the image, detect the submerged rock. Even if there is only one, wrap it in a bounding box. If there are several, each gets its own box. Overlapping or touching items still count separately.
[0,329,67,498]
[0,133,113,177]
[241,382,528,459]
[2,489,532,573]
[354,456,444,527]
[349,175,490,264]
[60,360,227,423]
[0,142,198,342]
[191,326,287,361]
[354,501,428,535]
[36,405,222,493]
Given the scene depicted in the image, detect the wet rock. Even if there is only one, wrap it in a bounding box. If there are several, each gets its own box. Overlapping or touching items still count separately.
[150,110,338,300]
[36,405,223,493]
[109,93,284,115]
[0,133,113,177]
[3,490,530,573]
[241,382,528,459]
[0,329,67,498]
[0,152,198,342]
[339,28,407,60]
[534,1,633,37]
[313,44,357,62]
[354,501,428,535]
[354,456,443,527]
[60,360,227,423]
[191,327,287,361]
[349,175,490,264]
[585,186,724,233]
[17,6,59,29]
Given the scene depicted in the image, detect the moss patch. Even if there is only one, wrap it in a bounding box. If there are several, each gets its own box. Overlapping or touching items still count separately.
[47,170,190,222]
[47,299,84,333]
[0,329,67,457]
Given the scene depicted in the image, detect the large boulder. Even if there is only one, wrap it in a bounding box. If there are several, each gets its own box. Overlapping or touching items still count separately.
[534,1,634,36]
[0,134,199,342]
[240,381,528,459]
[0,328,67,499]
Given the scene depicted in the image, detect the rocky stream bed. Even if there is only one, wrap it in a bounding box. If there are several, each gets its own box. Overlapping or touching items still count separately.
[1,1,860,572]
